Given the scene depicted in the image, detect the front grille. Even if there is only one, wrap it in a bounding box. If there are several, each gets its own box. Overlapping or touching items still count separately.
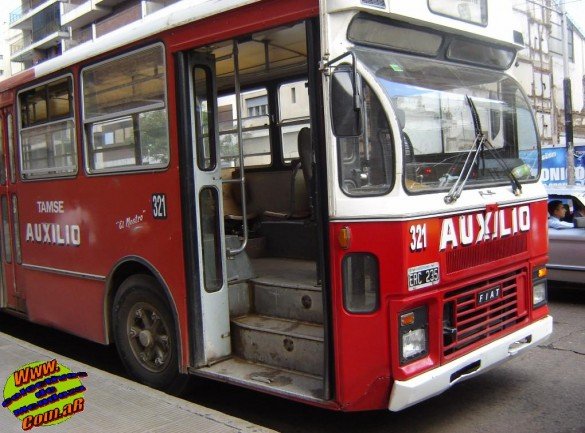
[446,233,528,274]
[443,270,527,359]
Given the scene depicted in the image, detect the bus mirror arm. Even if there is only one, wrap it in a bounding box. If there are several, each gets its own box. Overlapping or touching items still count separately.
[323,51,360,111]
[326,51,363,137]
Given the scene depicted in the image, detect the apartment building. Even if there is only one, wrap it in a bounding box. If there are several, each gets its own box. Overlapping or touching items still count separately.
[8,0,179,69]
[512,0,585,148]
[511,0,585,184]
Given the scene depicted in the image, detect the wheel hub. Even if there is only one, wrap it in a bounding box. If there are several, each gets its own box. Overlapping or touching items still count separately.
[126,302,170,373]
[138,329,153,347]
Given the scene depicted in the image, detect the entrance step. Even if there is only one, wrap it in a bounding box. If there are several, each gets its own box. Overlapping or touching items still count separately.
[194,357,324,403]
[232,314,323,376]
[251,258,322,323]
[253,281,322,324]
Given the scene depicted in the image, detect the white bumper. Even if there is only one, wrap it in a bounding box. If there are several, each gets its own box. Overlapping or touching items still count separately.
[388,315,553,411]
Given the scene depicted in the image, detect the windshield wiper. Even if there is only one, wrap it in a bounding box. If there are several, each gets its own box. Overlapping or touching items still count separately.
[444,96,522,204]
[444,96,486,204]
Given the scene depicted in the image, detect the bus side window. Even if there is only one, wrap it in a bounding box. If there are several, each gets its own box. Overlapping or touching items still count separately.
[7,114,15,183]
[193,66,216,171]
[17,77,77,179]
[82,45,169,173]
[0,117,5,185]
[1,196,12,264]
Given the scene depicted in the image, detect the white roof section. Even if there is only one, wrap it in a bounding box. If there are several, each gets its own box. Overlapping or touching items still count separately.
[327,0,520,49]
[35,0,262,79]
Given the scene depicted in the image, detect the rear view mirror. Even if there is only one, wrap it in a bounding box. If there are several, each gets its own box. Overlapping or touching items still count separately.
[489,91,501,140]
[331,66,362,137]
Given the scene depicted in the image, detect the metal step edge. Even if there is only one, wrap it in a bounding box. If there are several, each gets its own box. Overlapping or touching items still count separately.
[251,278,322,292]
[231,315,324,342]
[254,284,324,325]
[192,357,326,404]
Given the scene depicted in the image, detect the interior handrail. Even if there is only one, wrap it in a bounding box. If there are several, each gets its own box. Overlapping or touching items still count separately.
[226,39,248,257]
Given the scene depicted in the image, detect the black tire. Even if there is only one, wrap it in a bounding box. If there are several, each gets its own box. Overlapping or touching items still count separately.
[112,274,188,395]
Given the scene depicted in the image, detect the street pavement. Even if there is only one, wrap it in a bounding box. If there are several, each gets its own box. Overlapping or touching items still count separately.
[0,331,275,433]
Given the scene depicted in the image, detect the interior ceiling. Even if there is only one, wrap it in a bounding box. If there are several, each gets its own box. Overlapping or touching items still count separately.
[196,22,307,90]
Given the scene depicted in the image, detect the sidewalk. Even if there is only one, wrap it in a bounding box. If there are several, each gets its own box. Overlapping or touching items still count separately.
[0,331,276,433]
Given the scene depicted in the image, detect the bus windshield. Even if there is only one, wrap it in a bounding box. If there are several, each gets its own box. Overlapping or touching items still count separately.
[355,48,540,194]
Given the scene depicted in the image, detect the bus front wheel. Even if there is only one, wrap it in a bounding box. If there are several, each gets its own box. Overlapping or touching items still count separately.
[112,275,187,394]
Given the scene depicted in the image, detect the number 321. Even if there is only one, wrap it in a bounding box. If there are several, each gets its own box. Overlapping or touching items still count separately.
[409,224,427,252]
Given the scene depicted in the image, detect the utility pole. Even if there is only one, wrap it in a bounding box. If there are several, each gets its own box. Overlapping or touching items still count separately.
[560,0,575,185]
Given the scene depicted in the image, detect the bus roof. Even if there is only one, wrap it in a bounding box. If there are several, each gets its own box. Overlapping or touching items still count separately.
[0,0,263,93]
[1,0,520,95]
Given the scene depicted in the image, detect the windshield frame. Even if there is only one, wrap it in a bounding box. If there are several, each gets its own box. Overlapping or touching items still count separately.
[353,47,541,197]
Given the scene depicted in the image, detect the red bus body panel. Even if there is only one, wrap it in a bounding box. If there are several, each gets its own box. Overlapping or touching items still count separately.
[329,200,549,410]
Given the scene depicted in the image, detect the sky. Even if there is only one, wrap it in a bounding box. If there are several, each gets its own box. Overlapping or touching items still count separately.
[563,0,585,33]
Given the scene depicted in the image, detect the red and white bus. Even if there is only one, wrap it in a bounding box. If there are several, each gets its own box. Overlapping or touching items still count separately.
[0,0,552,411]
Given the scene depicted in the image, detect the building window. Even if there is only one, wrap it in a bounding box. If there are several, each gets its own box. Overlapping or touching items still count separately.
[279,80,309,163]
[32,3,61,43]
[82,44,169,173]
[218,88,271,168]
[246,95,268,117]
[18,76,77,179]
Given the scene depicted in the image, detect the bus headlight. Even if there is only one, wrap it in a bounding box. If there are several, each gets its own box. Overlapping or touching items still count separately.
[533,281,547,307]
[532,267,547,308]
[399,306,428,364]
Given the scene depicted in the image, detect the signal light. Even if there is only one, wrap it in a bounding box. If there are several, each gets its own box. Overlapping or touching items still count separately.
[400,312,415,327]
[338,226,352,250]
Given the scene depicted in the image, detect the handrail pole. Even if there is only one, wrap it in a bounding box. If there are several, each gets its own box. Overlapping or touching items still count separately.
[227,40,248,256]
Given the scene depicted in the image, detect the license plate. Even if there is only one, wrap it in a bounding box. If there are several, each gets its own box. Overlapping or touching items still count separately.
[408,262,440,291]
[477,286,502,306]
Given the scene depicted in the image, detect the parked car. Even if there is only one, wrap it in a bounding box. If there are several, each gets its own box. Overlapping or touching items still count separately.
[546,185,585,284]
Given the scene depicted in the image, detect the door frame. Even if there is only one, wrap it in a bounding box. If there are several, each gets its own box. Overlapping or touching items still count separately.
[176,51,231,367]
[0,107,22,312]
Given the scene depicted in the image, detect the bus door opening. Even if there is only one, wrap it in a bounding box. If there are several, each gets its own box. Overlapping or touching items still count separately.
[180,21,328,403]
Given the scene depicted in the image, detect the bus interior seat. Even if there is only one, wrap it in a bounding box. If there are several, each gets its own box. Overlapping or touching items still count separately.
[221,129,315,259]
[395,108,415,163]
[222,168,258,234]
[257,127,316,260]
[297,126,313,213]
[297,127,312,190]
[229,127,312,221]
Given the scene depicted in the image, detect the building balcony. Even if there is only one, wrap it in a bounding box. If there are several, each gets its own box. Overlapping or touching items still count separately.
[62,26,93,52]
[94,2,142,38]
[61,0,111,30]
[144,0,182,15]
[95,0,122,6]
[60,0,183,52]
[10,26,69,64]
[9,0,63,30]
